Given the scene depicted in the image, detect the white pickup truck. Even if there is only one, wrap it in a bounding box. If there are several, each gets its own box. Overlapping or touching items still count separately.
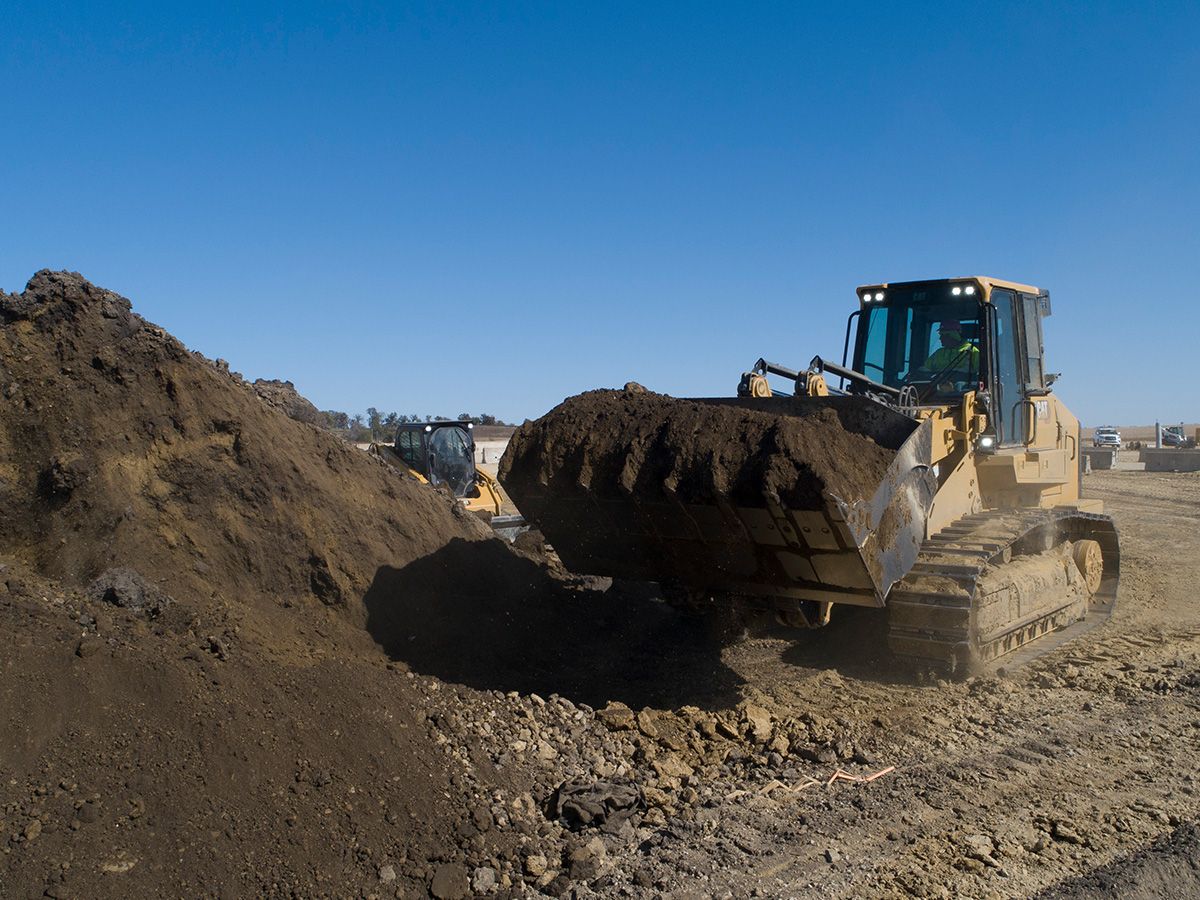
[1093,427,1121,448]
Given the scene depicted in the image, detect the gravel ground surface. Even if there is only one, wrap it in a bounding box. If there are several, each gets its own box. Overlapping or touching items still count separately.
[369,466,1200,898]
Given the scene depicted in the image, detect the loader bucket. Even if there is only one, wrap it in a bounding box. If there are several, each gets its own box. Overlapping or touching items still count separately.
[499,389,939,608]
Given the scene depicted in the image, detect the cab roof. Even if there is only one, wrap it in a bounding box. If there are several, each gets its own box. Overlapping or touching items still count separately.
[395,419,473,431]
[856,276,1042,301]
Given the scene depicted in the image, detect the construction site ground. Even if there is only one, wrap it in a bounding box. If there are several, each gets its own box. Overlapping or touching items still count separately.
[1,275,1197,898]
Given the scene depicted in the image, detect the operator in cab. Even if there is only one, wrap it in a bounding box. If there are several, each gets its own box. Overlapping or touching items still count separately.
[924,320,979,383]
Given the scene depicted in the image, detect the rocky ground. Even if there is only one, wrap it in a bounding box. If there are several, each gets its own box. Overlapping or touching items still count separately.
[367,465,1200,899]
[1,274,1197,897]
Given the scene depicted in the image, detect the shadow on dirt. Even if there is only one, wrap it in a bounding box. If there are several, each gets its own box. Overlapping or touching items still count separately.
[773,605,915,684]
[1033,820,1200,899]
[362,539,744,711]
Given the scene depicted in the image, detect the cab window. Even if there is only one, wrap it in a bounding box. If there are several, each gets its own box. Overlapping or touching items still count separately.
[854,287,981,396]
[395,430,422,466]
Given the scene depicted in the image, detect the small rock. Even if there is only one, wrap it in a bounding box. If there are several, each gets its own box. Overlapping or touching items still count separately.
[596,702,635,731]
[24,820,42,841]
[824,848,839,864]
[962,833,999,867]
[716,718,741,740]
[471,866,497,893]
[472,806,493,832]
[651,753,694,780]
[524,853,549,877]
[741,703,774,743]
[378,864,396,884]
[1052,821,1084,845]
[568,836,608,880]
[87,568,171,615]
[76,636,103,659]
[799,746,838,765]
[635,709,659,738]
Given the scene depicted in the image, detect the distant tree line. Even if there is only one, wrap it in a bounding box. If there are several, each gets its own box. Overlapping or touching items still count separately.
[319,408,511,442]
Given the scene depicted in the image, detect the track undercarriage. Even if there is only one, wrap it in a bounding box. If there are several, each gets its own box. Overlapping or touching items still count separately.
[887,508,1119,674]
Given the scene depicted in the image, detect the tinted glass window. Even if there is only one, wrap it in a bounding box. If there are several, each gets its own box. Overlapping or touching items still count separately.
[854,287,979,397]
[427,427,475,497]
[395,430,421,466]
[991,290,1026,445]
[1021,295,1045,391]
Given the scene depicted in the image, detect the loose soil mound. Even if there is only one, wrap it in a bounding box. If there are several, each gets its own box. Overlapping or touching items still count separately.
[0,270,487,611]
[501,387,897,510]
[0,566,474,897]
[0,271,511,896]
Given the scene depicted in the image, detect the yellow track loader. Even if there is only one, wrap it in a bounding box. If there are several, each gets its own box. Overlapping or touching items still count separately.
[499,276,1118,674]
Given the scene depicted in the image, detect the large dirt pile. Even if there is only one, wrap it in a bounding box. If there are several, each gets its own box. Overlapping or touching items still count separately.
[0,271,512,897]
[501,387,897,510]
[0,270,487,611]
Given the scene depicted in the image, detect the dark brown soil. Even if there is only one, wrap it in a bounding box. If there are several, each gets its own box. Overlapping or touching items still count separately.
[0,270,488,612]
[0,271,510,897]
[1037,821,1200,899]
[0,566,474,898]
[251,378,325,426]
[500,387,897,511]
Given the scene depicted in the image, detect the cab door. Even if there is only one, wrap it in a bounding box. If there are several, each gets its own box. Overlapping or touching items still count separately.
[989,288,1054,449]
[988,289,1026,446]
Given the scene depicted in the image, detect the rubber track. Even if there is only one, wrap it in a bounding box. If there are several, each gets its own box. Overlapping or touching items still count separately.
[886,508,1120,676]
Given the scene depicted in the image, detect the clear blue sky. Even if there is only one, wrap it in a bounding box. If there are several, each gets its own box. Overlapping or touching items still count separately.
[2,2,1197,426]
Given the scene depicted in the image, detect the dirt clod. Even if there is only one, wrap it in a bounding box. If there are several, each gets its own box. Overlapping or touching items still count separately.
[87,568,170,615]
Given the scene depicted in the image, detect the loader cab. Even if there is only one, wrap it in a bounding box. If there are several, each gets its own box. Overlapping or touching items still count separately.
[393,421,478,498]
[850,277,1050,447]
